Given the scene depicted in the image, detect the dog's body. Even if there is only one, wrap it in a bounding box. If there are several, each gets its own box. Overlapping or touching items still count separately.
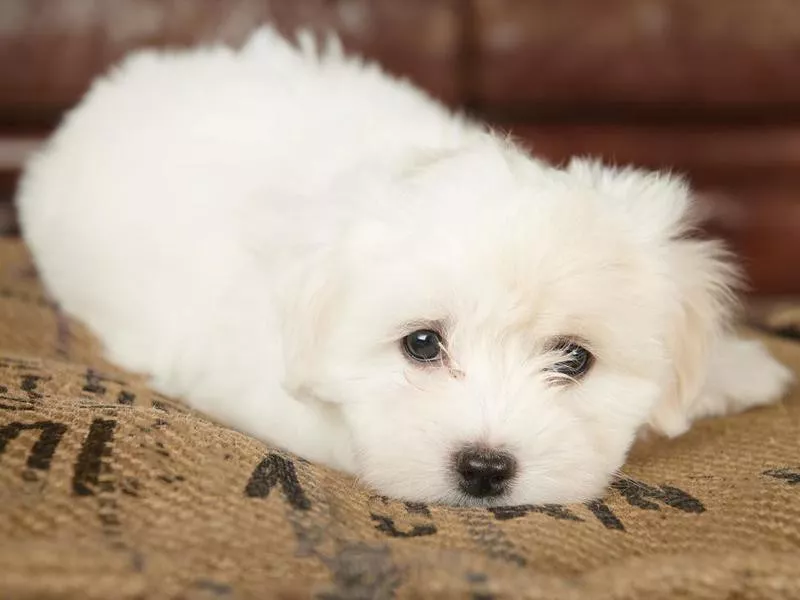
[17,28,792,506]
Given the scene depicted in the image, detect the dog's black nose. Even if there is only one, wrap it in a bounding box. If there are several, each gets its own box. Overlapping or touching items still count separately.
[454,446,517,499]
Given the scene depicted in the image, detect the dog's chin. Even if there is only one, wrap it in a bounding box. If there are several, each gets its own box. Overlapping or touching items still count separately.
[443,491,521,508]
[364,482,607,508]
[367,485,517,509]
[443,479,611,508]
[356,462,614,508]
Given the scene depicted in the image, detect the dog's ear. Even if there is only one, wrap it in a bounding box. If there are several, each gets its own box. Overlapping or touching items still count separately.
[278,216,393,405]
[647,235,739,436]
[278,247,342,404]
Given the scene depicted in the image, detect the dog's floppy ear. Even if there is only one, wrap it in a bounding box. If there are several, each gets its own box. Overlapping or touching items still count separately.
[278,249,341,404]
[276,216,393,405]
[647,238,739,436]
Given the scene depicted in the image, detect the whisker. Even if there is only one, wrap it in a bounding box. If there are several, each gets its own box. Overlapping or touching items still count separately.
[611,467,642,487]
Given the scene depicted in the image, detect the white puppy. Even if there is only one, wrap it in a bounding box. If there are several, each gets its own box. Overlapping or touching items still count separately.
[16,28,792,506]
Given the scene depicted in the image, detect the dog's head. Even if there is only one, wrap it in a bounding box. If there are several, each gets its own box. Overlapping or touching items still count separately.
[279,137,736,505]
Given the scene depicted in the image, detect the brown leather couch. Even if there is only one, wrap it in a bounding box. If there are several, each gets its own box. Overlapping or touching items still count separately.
[1,0,799,293]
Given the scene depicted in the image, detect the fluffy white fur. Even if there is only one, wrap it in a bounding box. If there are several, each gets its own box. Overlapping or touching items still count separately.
[16,28,793,506]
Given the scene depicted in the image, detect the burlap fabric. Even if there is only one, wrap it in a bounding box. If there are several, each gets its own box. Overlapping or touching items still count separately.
[1,237,798,600]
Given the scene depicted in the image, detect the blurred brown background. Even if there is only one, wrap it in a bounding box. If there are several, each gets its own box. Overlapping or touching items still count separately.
[1,0,798,295]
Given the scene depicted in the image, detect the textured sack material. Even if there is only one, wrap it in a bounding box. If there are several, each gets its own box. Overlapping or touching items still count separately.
[1,237,798,599]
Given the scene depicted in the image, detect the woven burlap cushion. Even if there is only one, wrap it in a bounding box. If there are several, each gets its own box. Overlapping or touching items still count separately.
[1,237,798,599]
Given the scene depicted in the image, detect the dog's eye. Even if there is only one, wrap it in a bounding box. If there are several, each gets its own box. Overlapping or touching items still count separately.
[547,341,593,378]
[403,329,443,362]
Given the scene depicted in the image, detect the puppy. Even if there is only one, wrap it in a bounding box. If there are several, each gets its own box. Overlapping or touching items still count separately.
[16,28,792,506]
